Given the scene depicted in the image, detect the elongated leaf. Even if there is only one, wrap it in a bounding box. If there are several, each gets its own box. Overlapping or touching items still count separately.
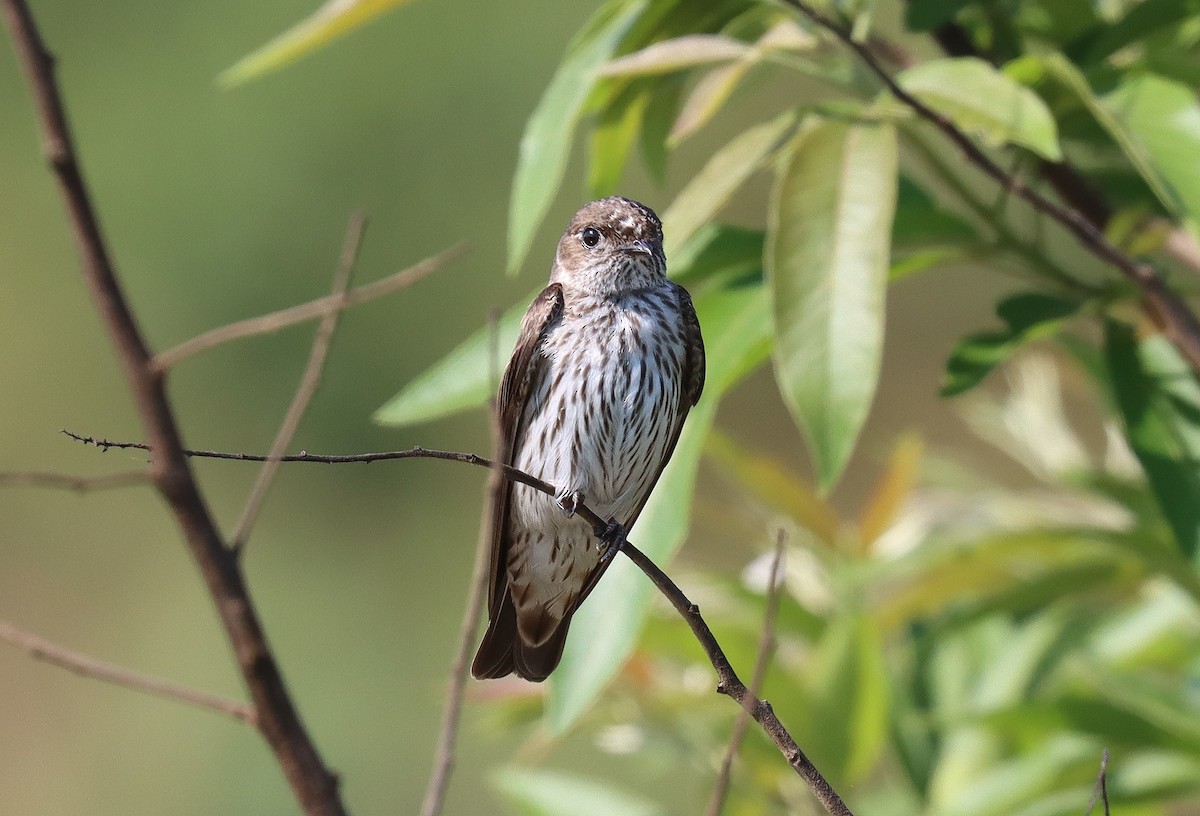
[942,292,1081,397]
[893,57,1062,160]
[589,81,652,197]
[768,118,898,490]
[669,59,754,144]
[546,282,771,733]
[1104,73,1200,227]
[221,0,416,86]
[508,0,647,274]
[669,222,763,286]
[597,33,751,77]
[663,111,796,258]
[373,300,526,426]
[1105,321,1200,561]
[494,767,665,816]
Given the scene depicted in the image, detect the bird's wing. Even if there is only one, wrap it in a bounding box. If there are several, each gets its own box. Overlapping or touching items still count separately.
[572,282,705,606]
[485,283,565,617]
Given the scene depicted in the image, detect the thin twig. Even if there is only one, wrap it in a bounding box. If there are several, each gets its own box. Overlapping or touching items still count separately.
[705,530,787,816]
[151,243,467,373]
[68,431,854,816]
[0,620,256,725]
[419,309,504,816]
[0,469,149,491]
[1,3,348,813]
[230,213,367,553]
[1085,748,1111,816]
[783,0,1200,378]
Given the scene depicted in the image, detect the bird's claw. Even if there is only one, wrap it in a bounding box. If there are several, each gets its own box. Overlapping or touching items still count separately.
[597,519,627,566]
[555,489,583,517]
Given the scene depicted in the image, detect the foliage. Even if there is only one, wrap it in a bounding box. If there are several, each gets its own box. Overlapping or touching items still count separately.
[259,0,1200,812]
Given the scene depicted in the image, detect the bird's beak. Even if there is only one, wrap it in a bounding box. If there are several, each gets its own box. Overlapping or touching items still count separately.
[621,239,656,256]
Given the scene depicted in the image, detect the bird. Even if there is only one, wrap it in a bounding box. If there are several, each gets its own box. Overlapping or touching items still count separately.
[471,196,705,682]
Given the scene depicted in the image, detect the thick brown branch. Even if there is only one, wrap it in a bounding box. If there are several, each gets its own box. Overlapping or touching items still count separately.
[783,0,1200,377]
[231,213,367,552]
[2,3,347,813]
[67,431,854,816]
[0,620,256,725]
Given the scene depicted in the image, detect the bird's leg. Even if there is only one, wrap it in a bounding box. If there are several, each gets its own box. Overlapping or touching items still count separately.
[597,519,627,566]
[555,488,583,517]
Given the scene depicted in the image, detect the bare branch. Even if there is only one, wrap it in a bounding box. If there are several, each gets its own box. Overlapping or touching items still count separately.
[2,3,347,812]
[783,0,1200,378]
[68,431,854,816]
[230,213,367,553]
[1085,748,1111,816]
[151,243,467,373]
[0,620,256,725]
[0,469,149,492]
[706,530,786,816]
[420,309,504,816]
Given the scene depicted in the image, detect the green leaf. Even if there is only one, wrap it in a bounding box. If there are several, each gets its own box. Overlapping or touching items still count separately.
[905,0,972,32]
[1104,73,1200,227]
[596,33,752,77]
[768,117,898,491]
[664,111,796,259]
[373,300,526,427]
[639,74,686,184]
[493,767,665,816]
[893,57,1063,160]
[1105,321,1200,561]
[546,282,771,733]
[668,59,755,144]
[589,81,652,198]
[1073,0,1197,66]
[669,222,763,287]
[220,0,416,86]
[941,292,1081,397]
[507,0,648,275]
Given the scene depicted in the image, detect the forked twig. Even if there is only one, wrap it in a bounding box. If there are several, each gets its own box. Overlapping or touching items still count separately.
[230,213,367,552]
[0,620,256,725]
[66,432,855,816]
[782,0,1200,378]
[1085,748,1111,816]
[705,530,786,816]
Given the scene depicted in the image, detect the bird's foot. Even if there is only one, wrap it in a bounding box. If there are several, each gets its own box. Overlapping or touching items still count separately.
[555,488,583,518]
[597,519,627,566]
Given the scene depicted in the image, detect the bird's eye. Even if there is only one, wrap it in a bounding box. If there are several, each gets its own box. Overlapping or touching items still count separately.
[580,227,602,248]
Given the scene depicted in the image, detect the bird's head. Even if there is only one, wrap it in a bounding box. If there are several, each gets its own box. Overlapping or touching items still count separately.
[551,196,666,295]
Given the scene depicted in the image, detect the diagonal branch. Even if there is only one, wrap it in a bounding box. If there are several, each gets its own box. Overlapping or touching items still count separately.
[66,431,854,816]
[705,530,786,816]
[151,243,466,373]
[230,213,367,553]
[782,0,1200,378]
[0,620,256,725]
[2,3,347,813]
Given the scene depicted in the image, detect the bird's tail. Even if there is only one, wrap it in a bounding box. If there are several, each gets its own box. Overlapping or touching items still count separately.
[471,591,571,683]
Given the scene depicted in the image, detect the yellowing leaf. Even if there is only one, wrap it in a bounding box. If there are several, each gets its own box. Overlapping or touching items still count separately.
[858,434,923,551]
[221,0,417,86]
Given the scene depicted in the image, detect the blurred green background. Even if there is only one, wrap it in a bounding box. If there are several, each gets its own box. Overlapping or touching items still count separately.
[0,1,1014,813]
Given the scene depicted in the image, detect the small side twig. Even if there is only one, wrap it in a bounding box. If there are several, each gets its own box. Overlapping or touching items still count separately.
[230,213,367,553]
[0,469,149,492]
[0,620,256,726]
[1085,748,1111,816]
[705,530,786,816]
[150,243,466,373]
[783,0,1200,378]
[68,432,854,816]
[419,309,504,816]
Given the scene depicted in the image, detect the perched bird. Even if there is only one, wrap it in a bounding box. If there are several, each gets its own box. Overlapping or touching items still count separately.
[472,196,705,682]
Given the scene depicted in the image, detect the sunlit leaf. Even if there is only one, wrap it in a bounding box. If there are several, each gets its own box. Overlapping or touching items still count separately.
[859,434,923,550]
[669,59,755,144]
[547,282,771,733]
[941,292,1081,397]
[891,57,1062,160]
[596,34,751,77]
[221,0,416,86]
[493,767,665,816]
[768,117,898,491]
[1105,322,1200,561]
[663,111,796,258]
[508,0,648,275]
